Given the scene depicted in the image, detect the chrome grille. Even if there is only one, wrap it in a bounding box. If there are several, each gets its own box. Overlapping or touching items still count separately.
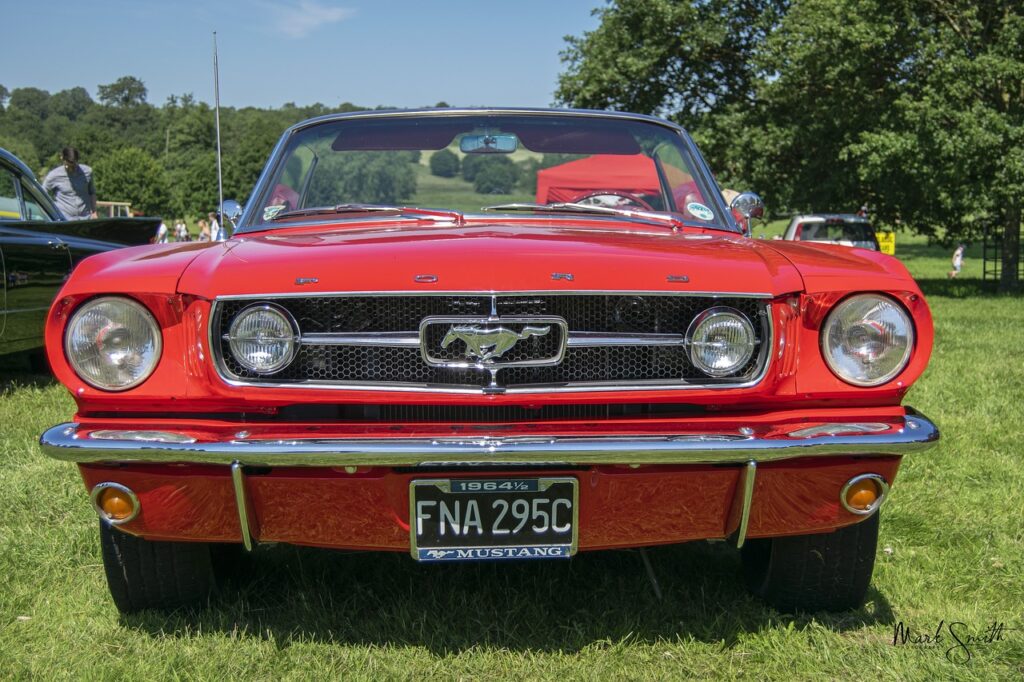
[213,293,771,393]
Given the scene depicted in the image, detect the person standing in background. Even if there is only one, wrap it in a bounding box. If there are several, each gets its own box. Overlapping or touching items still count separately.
[209,211,225,241]
[42,147,97,220]
[197,218,211,242]
[948,243,965,278]
[155,220,169,244]
[173,219,188,242]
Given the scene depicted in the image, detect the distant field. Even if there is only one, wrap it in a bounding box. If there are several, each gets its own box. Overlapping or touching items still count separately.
[0,233,1020,679]
[409,164,534,212]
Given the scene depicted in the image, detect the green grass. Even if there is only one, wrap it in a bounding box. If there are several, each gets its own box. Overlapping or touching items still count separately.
[409,164,535,213]
[1,234,1022,679]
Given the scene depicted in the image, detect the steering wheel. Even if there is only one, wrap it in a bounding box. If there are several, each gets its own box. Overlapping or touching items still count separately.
[572,190,655,211]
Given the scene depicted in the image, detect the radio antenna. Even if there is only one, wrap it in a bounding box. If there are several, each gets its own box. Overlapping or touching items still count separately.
[213,31,225,237]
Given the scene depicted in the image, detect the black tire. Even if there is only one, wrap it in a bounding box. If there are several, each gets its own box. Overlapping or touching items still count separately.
[742,512,880,613]
[99,520,215,613]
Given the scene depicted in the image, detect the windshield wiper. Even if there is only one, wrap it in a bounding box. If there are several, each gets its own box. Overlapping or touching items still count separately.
[270,204,465,223]
[481,202,687,230]
[269,204,404,221]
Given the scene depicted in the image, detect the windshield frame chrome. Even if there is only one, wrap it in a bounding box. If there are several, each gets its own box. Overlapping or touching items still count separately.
[234,108,741,236]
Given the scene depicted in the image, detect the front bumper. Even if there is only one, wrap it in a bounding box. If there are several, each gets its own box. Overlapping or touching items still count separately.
[40,412,937,468]
[41,409,938,552]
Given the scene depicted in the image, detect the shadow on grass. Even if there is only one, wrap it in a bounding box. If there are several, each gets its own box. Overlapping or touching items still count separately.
[0,352,56,393]
[913,278,1021,299]
[121,541,894,654]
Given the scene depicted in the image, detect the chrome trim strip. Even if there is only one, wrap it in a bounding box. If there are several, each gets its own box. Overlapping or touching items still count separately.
[41,412,939,468]
[90,482,140,526]
[734,460,757,549]
[230,461,255,551]
[839,473,890,516]
[301,332,421,347]
[566,332,686,347]
[213,290,775,301]
[299,331,690,349]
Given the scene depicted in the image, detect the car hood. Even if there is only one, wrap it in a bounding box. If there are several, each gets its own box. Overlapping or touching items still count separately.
[176,221,805,298]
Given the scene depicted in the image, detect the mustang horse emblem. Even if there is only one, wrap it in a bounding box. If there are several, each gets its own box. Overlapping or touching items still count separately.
[441,325,551,363]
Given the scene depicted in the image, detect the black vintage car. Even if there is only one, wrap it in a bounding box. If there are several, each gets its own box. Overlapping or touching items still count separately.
[0,148,162,361]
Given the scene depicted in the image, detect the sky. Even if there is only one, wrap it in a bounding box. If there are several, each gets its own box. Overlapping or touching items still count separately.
[3,0,602,110]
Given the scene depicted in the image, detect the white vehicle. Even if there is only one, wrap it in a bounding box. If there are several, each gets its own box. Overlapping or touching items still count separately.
[783,214,880,251]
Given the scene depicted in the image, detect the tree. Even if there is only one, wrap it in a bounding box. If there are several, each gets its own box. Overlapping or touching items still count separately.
[49,87,94,120]
[429,148,460,177]
[93,147,170,216]
[98,76,148,108]
[844,1,1023,290]
[474,162,519,194]
[306,153,416,206]
[557,0,786,182]
[0,135,40,170]
[462,154,518,184]
[557,0,1024,290]
[0,84,8,111]
[8,87,51,120]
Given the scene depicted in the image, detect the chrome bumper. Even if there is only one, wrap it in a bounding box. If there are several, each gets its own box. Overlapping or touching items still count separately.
[40,411,938,468]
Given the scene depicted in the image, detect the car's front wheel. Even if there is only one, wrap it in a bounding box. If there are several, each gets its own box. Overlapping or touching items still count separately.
[99,520,216,613]
[741,512,880,612]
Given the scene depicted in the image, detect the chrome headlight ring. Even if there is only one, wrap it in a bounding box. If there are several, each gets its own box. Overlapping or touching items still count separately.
[821,293,914,387]
[225,302,300,374]
[64,296,162,391]
[685,306,757,377]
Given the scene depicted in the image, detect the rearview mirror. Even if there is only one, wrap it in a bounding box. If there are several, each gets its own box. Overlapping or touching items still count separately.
[460,133,518,154]
[222,199,243,228]
[730,192,765,236]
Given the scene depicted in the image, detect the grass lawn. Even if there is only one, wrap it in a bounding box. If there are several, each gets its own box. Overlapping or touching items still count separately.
[1,234,1021,679]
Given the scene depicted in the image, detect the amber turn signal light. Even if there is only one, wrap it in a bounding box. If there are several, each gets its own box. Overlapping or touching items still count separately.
[90,483,140,524]
[840,474,889,516]
[846,480,878,510]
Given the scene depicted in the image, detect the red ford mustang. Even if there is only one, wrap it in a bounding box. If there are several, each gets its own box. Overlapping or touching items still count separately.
[40,109,938,613]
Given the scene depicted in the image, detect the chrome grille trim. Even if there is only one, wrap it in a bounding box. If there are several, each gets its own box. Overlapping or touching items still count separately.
[210,292,774,394]
[301,332,421,347]
[566,332,687,347]
[213,289,775,300]
[298,330,690,349]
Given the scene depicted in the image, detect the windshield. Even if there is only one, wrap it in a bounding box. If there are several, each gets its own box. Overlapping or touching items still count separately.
[249,113,728,229]
[799,220,876,243]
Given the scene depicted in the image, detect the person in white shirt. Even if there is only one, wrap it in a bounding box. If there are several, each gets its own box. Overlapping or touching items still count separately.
[209,211,225,241]
[155,221,169,244]
[174,220,189,242]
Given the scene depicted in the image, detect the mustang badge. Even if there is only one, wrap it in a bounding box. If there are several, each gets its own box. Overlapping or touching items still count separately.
[441,325,550,363]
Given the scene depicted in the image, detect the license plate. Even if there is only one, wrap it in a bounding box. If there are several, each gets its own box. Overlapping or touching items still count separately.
[409,477,578,562]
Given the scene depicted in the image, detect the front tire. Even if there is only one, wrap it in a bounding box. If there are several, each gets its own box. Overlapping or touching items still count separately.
[99,520,215,613]
[741,513,880,612]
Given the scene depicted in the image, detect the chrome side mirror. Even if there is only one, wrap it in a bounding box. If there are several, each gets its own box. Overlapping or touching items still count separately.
[222,199,243,229]
[730,192,765,236]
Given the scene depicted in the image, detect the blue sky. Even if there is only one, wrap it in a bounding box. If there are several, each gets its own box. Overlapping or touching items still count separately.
[4,0,602,109]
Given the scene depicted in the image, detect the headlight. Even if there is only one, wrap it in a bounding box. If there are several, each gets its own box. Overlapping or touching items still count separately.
[687,307,756,376]
[821,294,914,386]
[227,303,299,374]
[65,297,162,391]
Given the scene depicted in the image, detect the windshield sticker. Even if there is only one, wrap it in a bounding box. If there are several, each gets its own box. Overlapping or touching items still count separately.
[263,204,286,221]
[686,202,715,221]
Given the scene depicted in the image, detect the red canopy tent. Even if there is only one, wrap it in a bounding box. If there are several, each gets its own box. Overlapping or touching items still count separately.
[535,154,698,207]
[536,154,659,204]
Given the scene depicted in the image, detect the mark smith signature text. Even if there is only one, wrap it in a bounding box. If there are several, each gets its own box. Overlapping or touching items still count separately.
[892,620,1015,664]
